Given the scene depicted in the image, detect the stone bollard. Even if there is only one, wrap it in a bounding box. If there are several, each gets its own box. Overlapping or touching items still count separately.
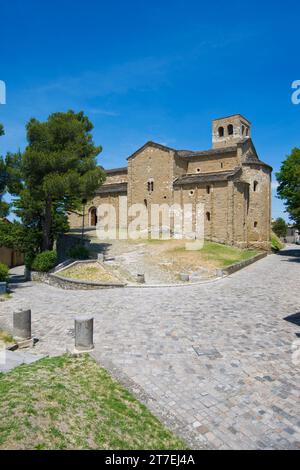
[24,267,32,281]
[180,273,190,282]
[0,282,7,295]
[13,309,32,340]
[137,274,145,284]
[75,316,94,352]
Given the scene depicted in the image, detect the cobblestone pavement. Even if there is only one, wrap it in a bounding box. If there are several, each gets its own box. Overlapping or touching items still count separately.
[1,247,300,449]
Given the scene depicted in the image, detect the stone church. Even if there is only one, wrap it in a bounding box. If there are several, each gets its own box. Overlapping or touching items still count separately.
[69,114,272,249]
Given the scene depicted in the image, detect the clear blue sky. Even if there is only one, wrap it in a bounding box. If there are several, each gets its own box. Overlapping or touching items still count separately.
[1,0,299,220]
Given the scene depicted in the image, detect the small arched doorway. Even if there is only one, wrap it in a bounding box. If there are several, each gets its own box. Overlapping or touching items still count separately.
[89,207,98,227]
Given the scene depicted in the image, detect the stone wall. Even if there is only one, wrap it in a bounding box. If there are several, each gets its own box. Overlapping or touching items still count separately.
[242,165,271,250]
[187,152,239,174]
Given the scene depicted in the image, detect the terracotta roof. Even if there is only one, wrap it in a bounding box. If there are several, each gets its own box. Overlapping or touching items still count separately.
[95,182,128,195]
[173,168,241,186]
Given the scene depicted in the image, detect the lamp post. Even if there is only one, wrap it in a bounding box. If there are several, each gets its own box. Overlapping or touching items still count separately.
[81,198,87,244]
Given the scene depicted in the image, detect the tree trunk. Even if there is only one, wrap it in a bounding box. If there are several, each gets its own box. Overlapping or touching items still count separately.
[42,198,53,251]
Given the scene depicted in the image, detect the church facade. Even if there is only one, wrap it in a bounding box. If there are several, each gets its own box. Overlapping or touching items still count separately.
[68,114,272,250]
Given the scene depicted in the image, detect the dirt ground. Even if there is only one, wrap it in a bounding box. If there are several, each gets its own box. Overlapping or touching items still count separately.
[80,230,218,285]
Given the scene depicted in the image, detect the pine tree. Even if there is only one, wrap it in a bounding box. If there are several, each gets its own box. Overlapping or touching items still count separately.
[9,110,105,251]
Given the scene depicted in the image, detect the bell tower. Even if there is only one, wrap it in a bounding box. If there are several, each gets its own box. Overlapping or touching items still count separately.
[212,114,251,149]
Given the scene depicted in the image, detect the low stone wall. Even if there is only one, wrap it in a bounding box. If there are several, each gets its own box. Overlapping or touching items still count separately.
[217,252,268,277]
[31,270,125,290]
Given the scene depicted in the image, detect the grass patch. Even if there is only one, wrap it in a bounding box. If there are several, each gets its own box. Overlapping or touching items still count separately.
[0,330,14,345]
[0,293,11,302]
[271,232,284,251]
[173,241,259,267]
[59,262,118,283]
[0,354,186,450]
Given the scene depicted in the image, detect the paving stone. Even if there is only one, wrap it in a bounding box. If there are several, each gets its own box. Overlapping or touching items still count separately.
[1,246,300,449]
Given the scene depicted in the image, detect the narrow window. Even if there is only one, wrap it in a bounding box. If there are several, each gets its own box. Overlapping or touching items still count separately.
[242,125,245,135]
[254,221,258,228]
[206,212,211,221]
[221,162,223,169]
[206,185,211,194]
[253,181,258,192]
[228,124,234,135]
[144,199,148,207]
[147,180,154,192]
[245,128,249,136]
[218,127,224,137]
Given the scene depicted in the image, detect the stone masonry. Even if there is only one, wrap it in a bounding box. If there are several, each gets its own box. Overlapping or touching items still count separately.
[68,114,272,249]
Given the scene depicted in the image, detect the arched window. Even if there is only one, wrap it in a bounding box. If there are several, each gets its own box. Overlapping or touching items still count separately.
[227,124,234,135]
[151,181,154,192]
[206,185,211,194]
[245,127,249,136]
[218,127,224,137]
[89,207,97,227]
[220,162,224,169]
[254,221,258,228]
[206,211,211,222]
[253,181,258,192]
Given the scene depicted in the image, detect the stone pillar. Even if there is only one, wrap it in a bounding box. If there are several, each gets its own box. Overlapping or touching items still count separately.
[137,274,145,284]
[24,267,32,281]
[75,317,94,351]
[0,282,7,294]
[13,309,32,340]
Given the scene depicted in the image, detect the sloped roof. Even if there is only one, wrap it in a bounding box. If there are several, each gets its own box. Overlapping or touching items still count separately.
[96,182,128,194]
[177,146,237,158]
[173,168,241,187]
[105,167,128,174]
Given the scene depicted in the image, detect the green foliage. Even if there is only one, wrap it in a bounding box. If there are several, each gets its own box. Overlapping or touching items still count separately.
[68,244,90,260]
[276,148,300,229]
[271,232,284,251]
[0,263,9,282]
[31,251,58,272]
[7,111,105,252]
[272,217,288,238]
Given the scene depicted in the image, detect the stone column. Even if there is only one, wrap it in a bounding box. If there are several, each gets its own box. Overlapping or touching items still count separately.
[13,309,32,340]
[75,316,94,351]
